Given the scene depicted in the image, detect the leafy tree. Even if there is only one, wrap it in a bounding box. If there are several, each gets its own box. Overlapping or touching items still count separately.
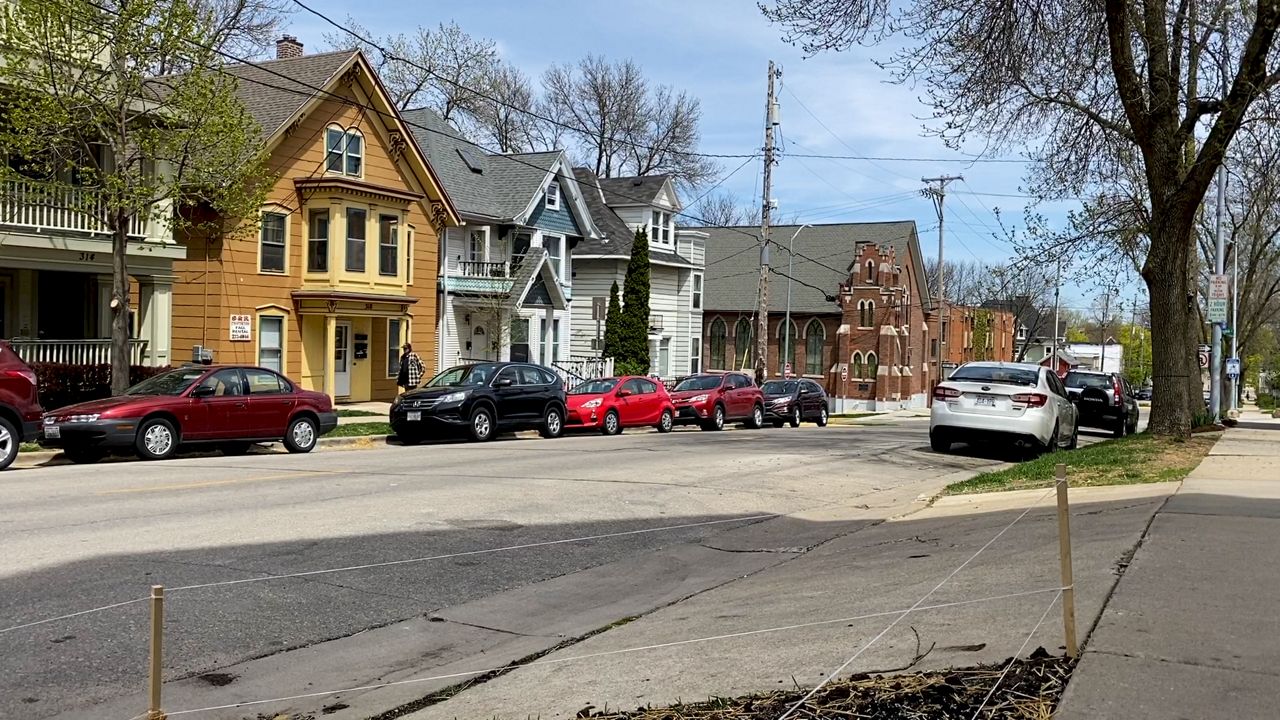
[0,0,271,393]
[615,228,653,375]
[761,0,1280,437]
[602,280,623,360]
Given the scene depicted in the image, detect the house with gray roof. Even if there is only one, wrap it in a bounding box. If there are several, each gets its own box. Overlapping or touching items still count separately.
[403,108,603,373]
[570,168,706,379]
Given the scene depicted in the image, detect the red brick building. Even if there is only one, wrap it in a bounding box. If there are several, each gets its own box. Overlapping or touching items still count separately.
[937,303,1018,376]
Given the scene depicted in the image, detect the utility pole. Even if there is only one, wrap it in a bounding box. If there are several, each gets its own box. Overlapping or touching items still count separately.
[1099,291,1112,373]
[1230,239,1240,412]
[923,175,962,376]
[1210,6,1230,421]
[1051,260,1062,375]
[754,61,781,385]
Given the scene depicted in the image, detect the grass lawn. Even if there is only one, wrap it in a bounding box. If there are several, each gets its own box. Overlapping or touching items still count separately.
[336,408,384,418]
[944,432,1218,495]
[19,442,41,453]
[326,422,393,438]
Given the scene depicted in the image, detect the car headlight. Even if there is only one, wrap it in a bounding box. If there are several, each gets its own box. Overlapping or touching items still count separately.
[68,414,100,423]
[771,397,790,405]
[690,394,709,403]
[581,398,603,409]
[438,391,468,404]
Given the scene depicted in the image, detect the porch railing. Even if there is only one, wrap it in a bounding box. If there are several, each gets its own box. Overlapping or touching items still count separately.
[456,260,511,278]
[552,356,615,385]
[10,339,150,366]
[0,179,148,237]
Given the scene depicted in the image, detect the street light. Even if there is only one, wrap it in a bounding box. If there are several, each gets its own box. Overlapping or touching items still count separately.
[782,224,812,378]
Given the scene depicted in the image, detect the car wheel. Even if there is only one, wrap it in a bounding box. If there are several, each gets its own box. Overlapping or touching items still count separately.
[284,415,318,454]
[602,410,621,436]
[469,406,495,442]
[702,404,726,431]
[0,417,17,471]
[816,406,829,427]
[136,417,179,461]
[1112,421,1125,439]
[930,431,950,453]
[221,441,251,456]
[747,404,764,429]
[64,445,106,464]
[540,406,565,439]
[656,409,674,433]
[1067,423,1079,450]
[1044,423,1060,454]
[789,407,801,428]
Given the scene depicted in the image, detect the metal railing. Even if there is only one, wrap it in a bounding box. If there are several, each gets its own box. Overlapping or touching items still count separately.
[552,356,614,385]
[0,179,148,237]
[10,338,150,366]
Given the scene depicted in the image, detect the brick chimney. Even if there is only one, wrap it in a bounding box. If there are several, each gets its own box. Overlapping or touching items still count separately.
[276,35,304,59]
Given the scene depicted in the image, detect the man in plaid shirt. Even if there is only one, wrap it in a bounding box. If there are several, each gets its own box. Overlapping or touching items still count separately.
[396,343,425,392]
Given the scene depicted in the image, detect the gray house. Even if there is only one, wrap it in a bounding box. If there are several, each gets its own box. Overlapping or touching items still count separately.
[403,109,603,374]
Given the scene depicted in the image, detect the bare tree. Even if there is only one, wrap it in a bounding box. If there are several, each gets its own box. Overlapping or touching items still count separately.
[628,85,719,186]
[151,0,290,73]
[924,259,991,306]
[468,63,538,153]
[761,0,1280,437]
[690,191,762,227]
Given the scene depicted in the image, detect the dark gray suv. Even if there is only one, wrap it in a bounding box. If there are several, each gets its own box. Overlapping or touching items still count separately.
[1063,370,1139,437]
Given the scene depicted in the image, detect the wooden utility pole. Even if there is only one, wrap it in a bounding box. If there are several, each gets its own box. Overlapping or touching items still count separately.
[922,175,962,375]
[755,61,781,385]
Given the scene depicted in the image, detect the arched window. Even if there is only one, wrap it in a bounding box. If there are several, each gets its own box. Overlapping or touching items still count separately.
[852,352,864,379]
[866,259,877,283]
[734,317,753,370]
[782,319,799,371]
[805,319,825,375]
[867,352,879,378]
[863,300,876,328]
[709,318,727,370]
[856,300,867,328]
[326,124,364,177]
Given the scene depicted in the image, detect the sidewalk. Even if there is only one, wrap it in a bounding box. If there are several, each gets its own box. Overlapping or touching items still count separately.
[1057,409,1280,719]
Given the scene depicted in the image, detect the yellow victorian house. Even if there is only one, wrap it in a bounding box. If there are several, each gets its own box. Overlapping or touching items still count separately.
[172,38,458,402]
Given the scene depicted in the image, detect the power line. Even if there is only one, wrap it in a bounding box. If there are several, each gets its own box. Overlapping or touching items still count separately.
[787,152,1028,164]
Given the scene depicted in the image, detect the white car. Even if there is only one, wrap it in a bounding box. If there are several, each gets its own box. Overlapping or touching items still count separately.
[930,361,1078,454]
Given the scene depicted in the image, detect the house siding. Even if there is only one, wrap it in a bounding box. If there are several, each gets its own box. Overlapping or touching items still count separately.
[528,198,582,237]
[568,259,625,357]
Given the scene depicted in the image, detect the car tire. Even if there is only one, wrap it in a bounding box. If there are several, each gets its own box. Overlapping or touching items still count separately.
[136,417,179,461]
[64,445,106,464]
[1044,423,1060,454]
[816,406,829,427]
[701,404,726,431]
[397,430,425,446]
[221,441,251,456]
[1112,421,1125,439]
[283,415,318,454]
[0,417,17,471]
[789,407,801,428]
[747,404,764,429]
[469,406,495,442]
[930,431,950,453]
[539,406,565,439]
[656,409,674,433]
[602,410,621,436]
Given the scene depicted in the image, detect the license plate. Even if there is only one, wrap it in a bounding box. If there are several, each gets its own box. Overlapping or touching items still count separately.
[974,395,996,407]
[407,411,421,422]
[44,425,61,439]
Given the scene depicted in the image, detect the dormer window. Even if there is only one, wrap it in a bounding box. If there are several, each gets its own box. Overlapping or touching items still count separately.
[545,180,561,210]
[326,125,363,177]
[650,210,672,244]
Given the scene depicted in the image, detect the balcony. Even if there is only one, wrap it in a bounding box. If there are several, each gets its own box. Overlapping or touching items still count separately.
[457,260,512,278]
[1,179,148,238]
[10,339,151,366]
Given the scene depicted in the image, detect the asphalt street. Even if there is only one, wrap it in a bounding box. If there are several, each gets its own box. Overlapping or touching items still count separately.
[0,419,1121,719]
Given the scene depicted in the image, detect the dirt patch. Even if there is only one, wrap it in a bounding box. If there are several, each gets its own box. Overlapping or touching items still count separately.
[576,650,1071,719]
[199,672,237,687]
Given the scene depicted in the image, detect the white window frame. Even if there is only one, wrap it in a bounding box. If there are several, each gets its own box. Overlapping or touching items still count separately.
[691,272,703,309]
[257,314,285,372]
[387,318,404,378]
[346,207,367,273]
[689,332,701,374]
[650,210,672,246]
[378,213,399,277]
[325,124,364,178]
[543,233,565,279]
[545,180,561,210]
[307,209,329,273]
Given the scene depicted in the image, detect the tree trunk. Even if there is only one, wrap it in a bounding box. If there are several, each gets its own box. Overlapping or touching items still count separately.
[1144,219,1194,438]
[110,212,131,395]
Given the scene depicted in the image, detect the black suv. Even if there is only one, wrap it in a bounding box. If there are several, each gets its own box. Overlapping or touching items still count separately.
[391,362,567,443]
[761,379,830,428]
[1063,369,1140,437]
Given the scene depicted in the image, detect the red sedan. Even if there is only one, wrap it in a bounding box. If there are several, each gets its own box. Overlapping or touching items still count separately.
[40,365,338,463]
[566,376,675,435]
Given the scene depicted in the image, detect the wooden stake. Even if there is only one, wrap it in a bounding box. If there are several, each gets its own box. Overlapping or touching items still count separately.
[1056,464,1079,658]
[148,585,166,720]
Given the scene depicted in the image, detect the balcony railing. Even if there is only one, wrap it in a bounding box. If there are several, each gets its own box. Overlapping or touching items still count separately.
[1,179,148,237]
[457,260,511,278]
[552,356,614,385]
[9,339,151,366]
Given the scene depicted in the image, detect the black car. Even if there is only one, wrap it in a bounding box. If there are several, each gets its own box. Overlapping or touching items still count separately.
[1063,369,1140,437]
[760,379,830,428]
[391,362,567,443]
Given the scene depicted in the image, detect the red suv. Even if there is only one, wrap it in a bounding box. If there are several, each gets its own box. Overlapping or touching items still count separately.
[0,341,43,471]
[669,372,765,431]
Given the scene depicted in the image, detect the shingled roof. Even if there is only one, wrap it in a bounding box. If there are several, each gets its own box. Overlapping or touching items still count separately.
[571,168,695,266]
[595,175,671,206]
[701,221,926,314]
[223,50,358,141]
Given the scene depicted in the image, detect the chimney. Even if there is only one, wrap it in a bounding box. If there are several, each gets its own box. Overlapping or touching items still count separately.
[276,35,304,59]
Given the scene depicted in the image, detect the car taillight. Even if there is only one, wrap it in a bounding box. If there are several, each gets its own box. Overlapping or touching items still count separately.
[1012,393,1048,408]
[933,386,961,400]
[1113,378,1123,406]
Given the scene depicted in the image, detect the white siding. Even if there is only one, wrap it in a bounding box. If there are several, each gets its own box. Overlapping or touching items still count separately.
[568,259,625,357]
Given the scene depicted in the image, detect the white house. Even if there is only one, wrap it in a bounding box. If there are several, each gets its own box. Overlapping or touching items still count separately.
[1065,342,1125,374]
[571,169,706,380]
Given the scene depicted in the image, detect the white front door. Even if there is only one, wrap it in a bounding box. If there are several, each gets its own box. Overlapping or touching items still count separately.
[334,322,352,397]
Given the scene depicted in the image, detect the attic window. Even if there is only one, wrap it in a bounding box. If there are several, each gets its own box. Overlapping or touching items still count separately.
[545,180,561,210]
[458,147,485,174]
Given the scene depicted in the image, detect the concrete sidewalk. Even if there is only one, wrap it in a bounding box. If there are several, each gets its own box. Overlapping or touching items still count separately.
[1057,411,1280,719]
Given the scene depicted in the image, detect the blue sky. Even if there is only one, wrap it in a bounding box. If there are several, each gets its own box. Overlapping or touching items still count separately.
[290,0,1109,310]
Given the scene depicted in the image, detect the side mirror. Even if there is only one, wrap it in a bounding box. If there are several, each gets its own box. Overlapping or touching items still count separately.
[618,388,633,397]
[494,377,514,388]
[191,386,215,399]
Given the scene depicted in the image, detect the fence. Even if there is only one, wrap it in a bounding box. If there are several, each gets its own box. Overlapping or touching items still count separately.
[11,338,150,366]
[0,178,148,237]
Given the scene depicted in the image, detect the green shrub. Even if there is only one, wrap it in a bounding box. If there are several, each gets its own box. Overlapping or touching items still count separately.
[1258,394,1276,411]
[31,363,170,411]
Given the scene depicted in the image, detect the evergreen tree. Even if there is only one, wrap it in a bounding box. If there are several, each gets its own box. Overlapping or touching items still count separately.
[617,228,653,375]
[602,280,623,360]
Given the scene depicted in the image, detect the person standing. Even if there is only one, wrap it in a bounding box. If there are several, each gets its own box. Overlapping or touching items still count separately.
[397,342,424,393]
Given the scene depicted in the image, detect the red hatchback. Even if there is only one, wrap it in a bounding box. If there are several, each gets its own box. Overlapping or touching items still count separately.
[40,365,338,463]
[0,341,43,471]
[566,376,676,435]
[670,372,765,431]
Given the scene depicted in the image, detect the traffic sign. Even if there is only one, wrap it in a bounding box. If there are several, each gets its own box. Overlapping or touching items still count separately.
[784,362,792,378]
[1208,297,1229,323]
[1226,357,1241,378]
[1210,274,1230,299]
[1198,345,1210,369]
[840,364,848,381]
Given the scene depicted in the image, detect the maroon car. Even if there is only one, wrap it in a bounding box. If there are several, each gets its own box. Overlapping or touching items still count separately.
[0,341,44,471]
[669,372,765,431]
[40,365,338,463]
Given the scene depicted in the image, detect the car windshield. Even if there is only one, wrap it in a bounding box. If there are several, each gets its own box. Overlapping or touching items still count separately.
[948,366,1039,387]
[125,368,208,396]
[425,364,501,388]
[674,375,722,392]
[570,379,619,395]
[761,380,798,394]
[1064,372,1113,390]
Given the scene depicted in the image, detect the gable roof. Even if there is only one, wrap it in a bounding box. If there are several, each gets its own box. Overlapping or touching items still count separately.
[595,175,672,207]
[571,167,695,266]
[701,221,926,315]
[223,50,359,142]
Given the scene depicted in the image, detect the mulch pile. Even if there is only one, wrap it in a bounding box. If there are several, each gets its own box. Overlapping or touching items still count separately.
[577,648,1071,719]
